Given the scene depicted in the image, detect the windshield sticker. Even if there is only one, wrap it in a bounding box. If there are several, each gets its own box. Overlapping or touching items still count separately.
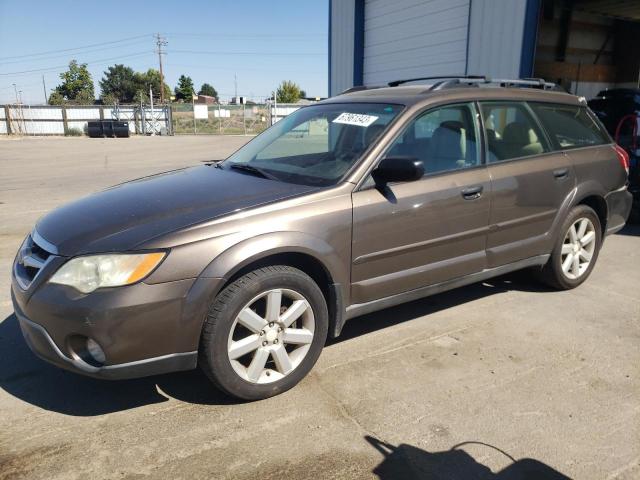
[332,113,379,127]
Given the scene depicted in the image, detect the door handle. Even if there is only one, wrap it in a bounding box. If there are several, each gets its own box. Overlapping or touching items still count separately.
[461,185,483,200]
[553,168,569,179]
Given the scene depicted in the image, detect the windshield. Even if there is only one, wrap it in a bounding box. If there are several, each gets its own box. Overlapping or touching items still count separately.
[222,103,403,186]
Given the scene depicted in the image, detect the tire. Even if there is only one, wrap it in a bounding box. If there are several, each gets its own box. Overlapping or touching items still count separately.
[199,265,328,401]
[538,205,602,290]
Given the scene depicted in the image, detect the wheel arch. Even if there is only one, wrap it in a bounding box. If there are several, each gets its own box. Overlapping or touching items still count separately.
[199,232,349,339]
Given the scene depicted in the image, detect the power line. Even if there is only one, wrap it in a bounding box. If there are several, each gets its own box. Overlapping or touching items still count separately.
[0,39,150,65]
[0,34,152,61]
[166,32,326,38]
[0,52,153,76]
[171,49,325,56]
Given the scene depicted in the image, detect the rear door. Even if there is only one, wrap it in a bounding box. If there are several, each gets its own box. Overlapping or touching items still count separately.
[350,102,491,305]
[480,101,575,268]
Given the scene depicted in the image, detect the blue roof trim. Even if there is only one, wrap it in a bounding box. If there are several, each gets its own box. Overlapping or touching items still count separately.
[520,0,541,78]
[353,0,365,87]
[464,0,473,75]
[328,0,333,96]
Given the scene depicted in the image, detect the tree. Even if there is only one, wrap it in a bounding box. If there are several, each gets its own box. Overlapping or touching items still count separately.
[198,83,218,99]
[276,80,303,103]
[174,75,195,101]
[100,66,170,104]
[99,64,138,104]
[49,60,95,104]
[135,69,171,103]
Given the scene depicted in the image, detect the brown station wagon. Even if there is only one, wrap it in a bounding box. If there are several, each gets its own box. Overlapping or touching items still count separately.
[12,76,632,400]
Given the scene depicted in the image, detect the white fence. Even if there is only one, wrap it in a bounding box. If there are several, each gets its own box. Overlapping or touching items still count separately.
[0,104,172,136]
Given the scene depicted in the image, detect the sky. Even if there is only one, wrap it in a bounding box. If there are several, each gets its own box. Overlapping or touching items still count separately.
[0,0,328,104]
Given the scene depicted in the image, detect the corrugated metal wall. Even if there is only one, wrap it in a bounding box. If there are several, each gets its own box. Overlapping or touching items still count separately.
[329,0,530,94]
[467,0,527,78]
[363,0,471,85]
[330,0,356,96]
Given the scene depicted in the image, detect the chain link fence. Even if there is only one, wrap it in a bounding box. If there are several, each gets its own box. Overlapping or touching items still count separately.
[171,102,303,135]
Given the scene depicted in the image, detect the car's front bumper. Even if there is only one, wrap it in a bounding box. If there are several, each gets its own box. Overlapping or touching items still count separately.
[11,267,224,380]
[605,185,633,235]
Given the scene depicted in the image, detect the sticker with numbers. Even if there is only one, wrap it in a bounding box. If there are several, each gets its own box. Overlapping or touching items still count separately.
[332,112,379,127]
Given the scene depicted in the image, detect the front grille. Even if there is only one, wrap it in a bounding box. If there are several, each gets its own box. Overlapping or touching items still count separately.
[14,234,55,289]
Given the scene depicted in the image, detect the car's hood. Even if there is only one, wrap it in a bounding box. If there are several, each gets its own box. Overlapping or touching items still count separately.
[35,165,319,256]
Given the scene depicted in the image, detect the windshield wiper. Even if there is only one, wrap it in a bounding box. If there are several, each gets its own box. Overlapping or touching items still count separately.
[228,163,279,181]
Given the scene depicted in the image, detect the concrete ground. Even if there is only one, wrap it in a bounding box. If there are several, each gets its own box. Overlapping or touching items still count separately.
[0,136,638,480]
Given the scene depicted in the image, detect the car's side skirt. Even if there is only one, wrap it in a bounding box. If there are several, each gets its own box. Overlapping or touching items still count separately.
[344,254,550,321]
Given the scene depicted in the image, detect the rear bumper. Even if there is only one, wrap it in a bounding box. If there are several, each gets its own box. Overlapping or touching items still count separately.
[605,186,633,235]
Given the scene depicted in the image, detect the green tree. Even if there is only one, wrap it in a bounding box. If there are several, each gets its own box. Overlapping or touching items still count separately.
[174,75,195,101]
[276,80,303,103]
[99,64,138,103]
[198,83,218,99]
[48,91,65,105]
[135,69,171,102]
[49,60,95,104]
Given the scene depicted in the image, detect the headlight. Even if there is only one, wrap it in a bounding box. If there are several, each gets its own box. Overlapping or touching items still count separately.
[49,252,166,293]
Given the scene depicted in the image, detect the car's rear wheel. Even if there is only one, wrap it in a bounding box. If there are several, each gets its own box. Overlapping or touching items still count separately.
[199,265,328,401]
[539,205,602,290]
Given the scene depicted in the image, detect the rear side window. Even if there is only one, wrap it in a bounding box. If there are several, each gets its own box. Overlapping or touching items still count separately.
[529,103,610,150]
[479,102,550,162]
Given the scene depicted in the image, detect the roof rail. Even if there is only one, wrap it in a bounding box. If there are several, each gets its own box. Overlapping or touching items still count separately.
[388,75,486,87]
[387,75,559,91]
[341,85,380,94]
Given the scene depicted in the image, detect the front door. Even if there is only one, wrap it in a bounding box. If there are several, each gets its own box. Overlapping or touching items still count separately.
[351,102,491,305]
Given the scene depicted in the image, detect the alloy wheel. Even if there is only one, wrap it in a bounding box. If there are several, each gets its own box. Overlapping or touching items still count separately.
[560,217,597,280]
[227,288,315,384]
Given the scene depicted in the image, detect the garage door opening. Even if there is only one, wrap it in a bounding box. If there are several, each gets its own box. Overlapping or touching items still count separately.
[533,0,640,99]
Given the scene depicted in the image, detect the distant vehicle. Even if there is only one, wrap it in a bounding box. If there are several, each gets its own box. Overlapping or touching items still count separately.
[589,89,640,222]
[588,88,640,136]
[12,76,632,400]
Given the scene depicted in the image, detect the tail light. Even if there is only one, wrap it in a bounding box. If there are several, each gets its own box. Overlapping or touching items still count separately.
[614,144,630,175]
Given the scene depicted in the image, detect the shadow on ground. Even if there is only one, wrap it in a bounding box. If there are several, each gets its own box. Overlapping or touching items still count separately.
[366,435,571,480]
[0,271,549,416]
[615,223,640,236]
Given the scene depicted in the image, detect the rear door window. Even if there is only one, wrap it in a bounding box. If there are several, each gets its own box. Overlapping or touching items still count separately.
[479,102,550,162]
[529,103,610,150]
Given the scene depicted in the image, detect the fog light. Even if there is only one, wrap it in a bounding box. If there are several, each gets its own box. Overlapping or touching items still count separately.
[86,338,106,364]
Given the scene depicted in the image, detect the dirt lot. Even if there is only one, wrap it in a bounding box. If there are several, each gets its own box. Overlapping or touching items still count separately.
[0,136,638,480]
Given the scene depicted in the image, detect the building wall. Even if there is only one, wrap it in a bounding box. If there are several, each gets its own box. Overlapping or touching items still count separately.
[363,0,470,86]
[329,0,356,96]
[329,0,532,95]
[467,0,528,78]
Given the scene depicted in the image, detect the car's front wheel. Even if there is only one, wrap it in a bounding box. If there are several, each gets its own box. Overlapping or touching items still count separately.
[539,205,602,290]
[199,265,328,400]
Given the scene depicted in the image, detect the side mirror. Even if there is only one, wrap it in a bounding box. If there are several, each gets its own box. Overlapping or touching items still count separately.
[372,156,424,184]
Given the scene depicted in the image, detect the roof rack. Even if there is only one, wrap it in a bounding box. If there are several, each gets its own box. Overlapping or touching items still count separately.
[387,75,560,91]
[388,75,486,87]
[341,85,380,94]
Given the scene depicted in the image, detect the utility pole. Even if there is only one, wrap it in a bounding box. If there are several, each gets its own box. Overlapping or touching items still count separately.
[234,73,238,101]
[42,76,48,105]
[155,33,168,104]
[12,83,18,104]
